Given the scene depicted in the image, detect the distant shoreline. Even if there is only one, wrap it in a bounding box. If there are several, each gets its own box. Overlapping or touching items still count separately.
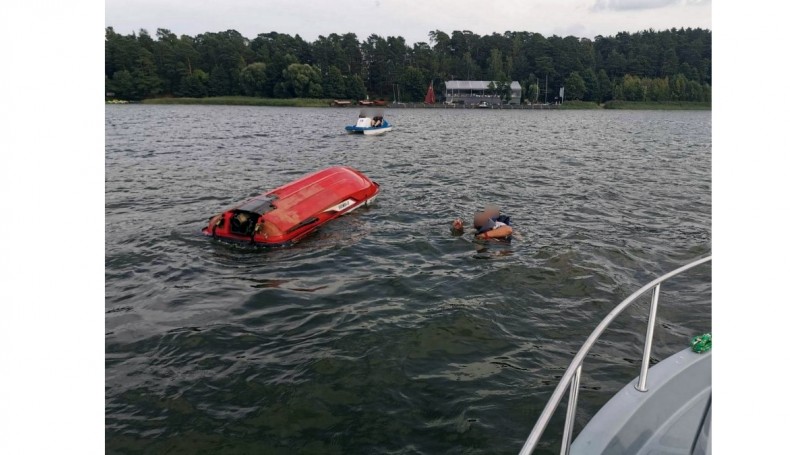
[126,97,710,111]
[140,96,332,108]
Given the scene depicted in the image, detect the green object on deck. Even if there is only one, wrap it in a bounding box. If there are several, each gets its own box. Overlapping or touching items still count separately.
[690,333,711,353]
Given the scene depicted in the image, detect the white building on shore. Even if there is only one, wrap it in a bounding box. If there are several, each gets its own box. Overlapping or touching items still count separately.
[444,80,522,105]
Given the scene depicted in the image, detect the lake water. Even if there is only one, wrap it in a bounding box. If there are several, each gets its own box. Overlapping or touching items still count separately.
[105,105,711,454]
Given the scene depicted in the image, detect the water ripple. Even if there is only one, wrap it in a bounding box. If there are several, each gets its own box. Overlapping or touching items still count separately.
[106,105,711,453]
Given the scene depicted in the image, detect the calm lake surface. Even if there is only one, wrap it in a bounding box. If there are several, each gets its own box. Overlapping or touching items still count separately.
[105,105,711,454]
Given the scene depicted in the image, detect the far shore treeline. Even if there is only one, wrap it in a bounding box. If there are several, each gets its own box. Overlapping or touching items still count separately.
[105,27,711,104]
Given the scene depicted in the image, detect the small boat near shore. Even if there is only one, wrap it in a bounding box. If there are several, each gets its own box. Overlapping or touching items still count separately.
[358,99,388,107]
[202,166,379,247]
[345,110,392,135]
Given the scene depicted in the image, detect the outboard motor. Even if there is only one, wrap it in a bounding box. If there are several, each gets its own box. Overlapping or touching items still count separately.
[229,210,260,236]
[228,195,275,236]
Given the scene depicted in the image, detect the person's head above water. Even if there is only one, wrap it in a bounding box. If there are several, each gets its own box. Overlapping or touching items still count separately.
[451,218,464,235]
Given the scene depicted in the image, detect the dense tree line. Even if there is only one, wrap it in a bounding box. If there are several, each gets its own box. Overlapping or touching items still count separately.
[105,27,711,103]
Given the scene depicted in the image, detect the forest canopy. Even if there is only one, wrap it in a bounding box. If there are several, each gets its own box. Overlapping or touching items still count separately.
[105,27,711,103]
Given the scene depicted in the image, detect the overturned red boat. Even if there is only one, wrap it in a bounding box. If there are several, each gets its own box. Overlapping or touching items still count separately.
[202,166,379,246]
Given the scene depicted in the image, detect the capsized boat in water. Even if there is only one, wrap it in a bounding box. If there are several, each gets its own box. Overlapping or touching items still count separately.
[345,109,392,135]
[202,166,379,246]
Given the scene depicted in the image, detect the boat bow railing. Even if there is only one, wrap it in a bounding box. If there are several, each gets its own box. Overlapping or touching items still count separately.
[518,255,712,455]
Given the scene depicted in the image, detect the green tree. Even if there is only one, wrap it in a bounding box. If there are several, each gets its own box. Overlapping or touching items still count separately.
[239,62,268,96]
[487,48,504,80]
[339,33,363,75]
[193,29,251,95]
[429,30,453,81]
[266,54,298,97]
[361,34,389,96]
[345,74,367,100]
[311,34,344,76]
[660,48,679,77]
[412,42,437,78]
[701,83,712,102]
[109,70,135,100]
[698,58,711,85]
[208,65,231,96]
[280,63,323,98]
[647,77,670,101]
[581,68,599,102]
[622,74,644,101]
[250,32,304,96]
[150,29,200,96]
[323,65,346,99]
[612,82,624,100]
[687,80,704,101]
[400,66,426,102]
[496,76,512,102]
[131,47,163,98]
[679,62,699,82]
[606,50,627,78]
[597,69,612,102]
[564,72,586,101]
[459,51,480,80]
[179,69,209,97]
[151,29,182,94]
[535,56,555,79]
[105,28,141,79]
[670,73,688,100]
[528,83,539,103]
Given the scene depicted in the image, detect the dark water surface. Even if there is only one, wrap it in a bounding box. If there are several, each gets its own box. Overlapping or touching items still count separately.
[105,106,711,454]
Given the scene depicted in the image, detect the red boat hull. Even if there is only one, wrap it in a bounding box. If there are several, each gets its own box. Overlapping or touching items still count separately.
[202,166,379,246]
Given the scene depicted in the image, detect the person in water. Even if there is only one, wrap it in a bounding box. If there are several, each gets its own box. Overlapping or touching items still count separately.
[452,207,513,240]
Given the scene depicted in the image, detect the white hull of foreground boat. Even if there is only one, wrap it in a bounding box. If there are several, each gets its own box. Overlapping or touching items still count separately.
[345,114,392,135]
[362,126,392,135]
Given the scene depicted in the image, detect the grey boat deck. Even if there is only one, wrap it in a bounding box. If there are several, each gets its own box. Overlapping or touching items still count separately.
[518,256,712,455]
[570,348,711,454]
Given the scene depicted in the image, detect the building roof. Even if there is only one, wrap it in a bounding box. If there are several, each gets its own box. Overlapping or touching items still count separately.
[445,80,522,90]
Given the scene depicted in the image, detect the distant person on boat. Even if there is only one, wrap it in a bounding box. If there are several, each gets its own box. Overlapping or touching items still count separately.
[372,116,383,127]
[452,206,513,240]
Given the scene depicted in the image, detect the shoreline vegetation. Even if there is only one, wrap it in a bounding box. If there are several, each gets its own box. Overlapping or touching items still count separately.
[141,96,333,107]
[601,100,710,110]
[128,96,710,110]
[106,27,711,106]
[563,100,711,110]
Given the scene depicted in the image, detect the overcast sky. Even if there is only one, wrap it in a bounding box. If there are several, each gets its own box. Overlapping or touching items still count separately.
[105,0,711,44]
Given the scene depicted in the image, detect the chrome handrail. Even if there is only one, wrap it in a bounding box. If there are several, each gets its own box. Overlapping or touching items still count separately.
[518,255,712,455]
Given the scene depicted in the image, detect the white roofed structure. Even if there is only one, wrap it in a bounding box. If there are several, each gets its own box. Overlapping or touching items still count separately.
[444,80,522,105]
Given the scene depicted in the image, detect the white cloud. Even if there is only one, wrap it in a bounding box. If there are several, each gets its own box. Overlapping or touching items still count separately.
[105,0,710,44]
[591,0,710,13]
[592,0,678,12]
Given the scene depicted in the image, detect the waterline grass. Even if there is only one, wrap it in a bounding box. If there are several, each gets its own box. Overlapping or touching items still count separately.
[559,100,711,110]
[559,101,602,109]
[142,96,334,107]
[603,100,711,110]
[138,96,711,110]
